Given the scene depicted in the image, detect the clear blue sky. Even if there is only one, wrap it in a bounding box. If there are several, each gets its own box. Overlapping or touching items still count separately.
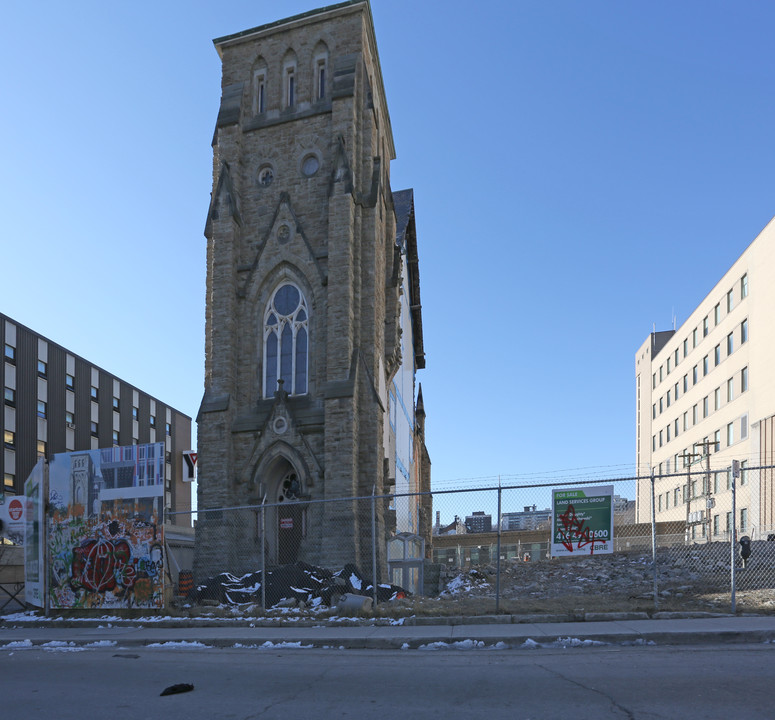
[3,1,774,494]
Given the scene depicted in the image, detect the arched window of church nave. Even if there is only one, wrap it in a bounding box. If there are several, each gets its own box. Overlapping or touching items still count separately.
[282,50,298,109]
[263,283,309,397]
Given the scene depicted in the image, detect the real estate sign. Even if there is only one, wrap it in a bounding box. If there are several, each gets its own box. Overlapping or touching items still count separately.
[551,485,614,557]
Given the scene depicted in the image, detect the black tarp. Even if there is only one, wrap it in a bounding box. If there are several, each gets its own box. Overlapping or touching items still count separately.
[193,562,408,608]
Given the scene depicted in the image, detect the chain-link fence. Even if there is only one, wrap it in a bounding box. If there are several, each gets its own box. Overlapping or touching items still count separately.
[162,465,775,616]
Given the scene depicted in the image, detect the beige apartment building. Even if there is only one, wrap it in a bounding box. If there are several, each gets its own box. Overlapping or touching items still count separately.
[635,216,775,538]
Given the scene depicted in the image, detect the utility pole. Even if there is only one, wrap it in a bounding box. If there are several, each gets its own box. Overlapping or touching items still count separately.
[694,440,718,543]
[678,449,703,545]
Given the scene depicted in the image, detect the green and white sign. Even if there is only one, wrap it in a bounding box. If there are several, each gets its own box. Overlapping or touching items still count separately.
[551,485,614,557]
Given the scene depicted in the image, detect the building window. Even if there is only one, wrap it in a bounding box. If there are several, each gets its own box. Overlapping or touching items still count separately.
[37,400,47,419]
[132,406,139,420]
[703,317,709,337]
[692,404,698,425]
[659,366,664,382]
[264,282,309,397]
[165,422,171,435]
[112,430,120,445]
[727,377,734,402]
[741,367,749,393]
[727,289,733,312]
[674,488,680,506]
[4,473,14,489]
[741,459,748,485]
[683,339,688,358]
[3,387,15,407]
[693,328,698,348]
[37,360,47,378]
[693,365,698,384]
[90,386,99,401]
[713,429,720,452]
[65,411,74,425]
[741,414,748,441]
[659,398,664,413]
[316,59,327,100]
[112,397,120,412]
[90,421,98,437]
[674,418,679,437]
[703,356,709,376]
[727,422,734,447]
[285,67,295,107]
[741,318,748,344]
[714,387,721,411]
[703,396,709,418]
[254,71,266,114]
[667,390,671,408]
[713,515,720,535]
[652,373,656,389]
[683,411,688,431]
[726,333,733,356]
[714,345,720,366]
[714,303,721,326]
[726,512,732,533]
[674,348,679,366]
[150,415,156,429]
[37,440,46,458]
[659,430,663,447]
[66,374,75,390]
[4,344,15,364]
[666,425,671,442]
[658,494,663,512]
[667,357,672,374]
[652,435,656,451]
[741,273,748,298]
[674,382,679,400]
[740,508,748,533]
[4,429,15,449]
[683,374,688,393]
[652,404,656,420]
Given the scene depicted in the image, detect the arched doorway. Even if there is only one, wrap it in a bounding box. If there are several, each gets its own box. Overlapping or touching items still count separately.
[275,468,304,564]
[258,454,307,566]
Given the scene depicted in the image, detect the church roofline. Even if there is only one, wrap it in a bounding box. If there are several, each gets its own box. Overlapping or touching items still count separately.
[393,188,426,370]
[213,1,364,50]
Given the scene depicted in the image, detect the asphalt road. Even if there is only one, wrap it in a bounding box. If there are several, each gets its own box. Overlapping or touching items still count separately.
[1,642,772,719]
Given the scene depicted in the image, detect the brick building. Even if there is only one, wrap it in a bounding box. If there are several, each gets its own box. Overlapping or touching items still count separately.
[1,312,192,522]
[195,1,430,580]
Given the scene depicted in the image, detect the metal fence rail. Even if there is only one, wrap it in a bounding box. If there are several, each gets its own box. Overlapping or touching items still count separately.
[162,465,775,616]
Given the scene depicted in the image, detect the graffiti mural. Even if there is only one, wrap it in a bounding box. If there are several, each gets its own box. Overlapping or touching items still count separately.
[48,444,165,609]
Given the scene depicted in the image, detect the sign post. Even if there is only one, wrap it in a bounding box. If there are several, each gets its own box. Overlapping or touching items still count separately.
[551,485,614,557]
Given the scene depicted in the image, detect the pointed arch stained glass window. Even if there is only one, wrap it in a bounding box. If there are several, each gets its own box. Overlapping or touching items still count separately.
[264,283,309,396]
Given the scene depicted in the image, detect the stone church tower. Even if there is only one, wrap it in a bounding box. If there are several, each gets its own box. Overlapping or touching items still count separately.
[195,1,430,583]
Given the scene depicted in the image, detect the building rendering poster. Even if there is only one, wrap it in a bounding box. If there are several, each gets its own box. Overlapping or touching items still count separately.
[24,459,45,608]
[551,485,614,557]
[47,443,165,609]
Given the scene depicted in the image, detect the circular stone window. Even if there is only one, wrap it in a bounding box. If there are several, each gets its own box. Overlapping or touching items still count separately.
[301,154,320,177]
[273,416,288,435]
[257,165,274,187]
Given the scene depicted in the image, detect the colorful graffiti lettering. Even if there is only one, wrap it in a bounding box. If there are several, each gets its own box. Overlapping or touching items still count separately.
[71,538,133,592]
[557,504,596,555]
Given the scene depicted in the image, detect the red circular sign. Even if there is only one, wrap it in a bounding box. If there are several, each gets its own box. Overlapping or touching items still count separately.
[8,498,23,521]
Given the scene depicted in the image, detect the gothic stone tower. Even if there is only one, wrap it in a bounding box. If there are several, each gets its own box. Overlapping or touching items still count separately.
[195,1,429,582]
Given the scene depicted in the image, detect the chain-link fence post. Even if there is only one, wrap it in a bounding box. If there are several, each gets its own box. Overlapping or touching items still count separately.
[731,463,737,614]
[260,497,266,611]
[650,469,658,611]
[371,485,378,609]
[495,483,502,613]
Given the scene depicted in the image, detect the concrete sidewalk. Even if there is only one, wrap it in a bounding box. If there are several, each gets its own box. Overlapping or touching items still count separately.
[2,614,775,649]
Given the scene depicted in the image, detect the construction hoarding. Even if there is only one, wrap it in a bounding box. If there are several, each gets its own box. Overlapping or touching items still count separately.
[47,443,165,609]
